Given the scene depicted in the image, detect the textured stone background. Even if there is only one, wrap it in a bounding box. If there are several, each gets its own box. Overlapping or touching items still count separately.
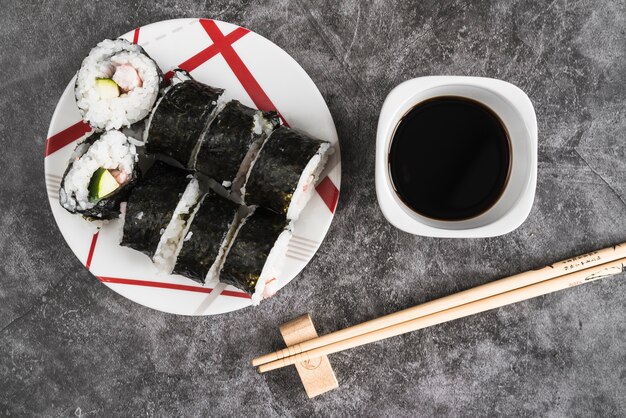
[1,0,625,416]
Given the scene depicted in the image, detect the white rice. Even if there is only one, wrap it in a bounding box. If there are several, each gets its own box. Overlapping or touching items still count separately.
[59,130,137,212]
[286,142,333,220]
[152,179,204,273]
[142,94,165,143]
[203,207,243,286]
[116,202,128,243]
[75,39,160,130]
[251,222,293,305]
[170,69,192,85]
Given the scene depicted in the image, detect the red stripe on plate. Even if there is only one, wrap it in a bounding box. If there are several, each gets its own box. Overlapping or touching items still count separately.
[132,27,140,44]
[220,289,252,298]
[315,176,339,213]
[172,43,219,77]
[164,26,250,81]
[97,276,251,299]
[199,19,288,125]
[86,231,100,270]
[45,121,91,157]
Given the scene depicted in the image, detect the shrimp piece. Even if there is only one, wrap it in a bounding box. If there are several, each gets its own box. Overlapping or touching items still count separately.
[112,64,143,93]
[109,169,129,185]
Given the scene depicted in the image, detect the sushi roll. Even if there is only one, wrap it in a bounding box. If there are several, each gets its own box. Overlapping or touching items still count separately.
[121,161,204,272]
[144,74,224,168]
[219,207,292,304]
[244,127,332,220]
[193,100,280,190]
[173,190,241,284]
[59,130,139,220]
[75,38,162,130]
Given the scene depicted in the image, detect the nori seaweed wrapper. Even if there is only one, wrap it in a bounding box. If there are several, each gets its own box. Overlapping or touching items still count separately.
[220,207,289,294]
[121,161,192,257]
[194,100,279,184]
[245,127,328,214]
[145,80,224,167]
[59,132,141,221]
[172,190,240,283]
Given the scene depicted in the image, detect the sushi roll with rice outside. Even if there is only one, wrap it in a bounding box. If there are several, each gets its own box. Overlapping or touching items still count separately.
[220,207,292,304]
[75,38,162,130]
[245,127,333,220]
[59,130,139,220]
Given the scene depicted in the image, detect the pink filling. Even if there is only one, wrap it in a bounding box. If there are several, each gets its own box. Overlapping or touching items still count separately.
[112,64,143,93]
[262,277,278,298]
[110,169,129,184]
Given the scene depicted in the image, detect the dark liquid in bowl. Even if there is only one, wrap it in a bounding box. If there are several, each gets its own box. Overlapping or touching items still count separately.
[389,96,511,221]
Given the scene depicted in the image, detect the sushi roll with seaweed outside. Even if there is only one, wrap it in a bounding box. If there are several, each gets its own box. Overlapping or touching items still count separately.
[193,100,279,191]
[75,39,162,130]
[59,130,139,220]
[173,190,242,284]
[144,71,224,168]
[121,161,204,272]
[219,207,292,305]
[244,127,333,220]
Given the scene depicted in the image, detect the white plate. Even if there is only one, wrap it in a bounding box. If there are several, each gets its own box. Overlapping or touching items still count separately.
[44,18,341,315]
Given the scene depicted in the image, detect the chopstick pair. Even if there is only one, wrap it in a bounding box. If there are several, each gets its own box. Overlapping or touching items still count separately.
[253,243,626,373]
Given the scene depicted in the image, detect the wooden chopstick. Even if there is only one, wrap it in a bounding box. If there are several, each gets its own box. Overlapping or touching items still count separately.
[257,256,626,373]
[253,243,626,368]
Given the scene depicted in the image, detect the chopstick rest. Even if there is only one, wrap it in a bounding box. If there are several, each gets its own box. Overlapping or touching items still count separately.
[277,314,338,398]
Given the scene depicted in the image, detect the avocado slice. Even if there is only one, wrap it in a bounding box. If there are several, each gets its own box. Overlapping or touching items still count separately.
[89,168,120,201]
[95,78,120,99]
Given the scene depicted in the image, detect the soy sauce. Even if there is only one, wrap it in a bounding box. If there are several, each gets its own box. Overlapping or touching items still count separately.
[389,96,511,221]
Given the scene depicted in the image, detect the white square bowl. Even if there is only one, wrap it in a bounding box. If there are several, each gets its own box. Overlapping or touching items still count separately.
[375,76,537,238]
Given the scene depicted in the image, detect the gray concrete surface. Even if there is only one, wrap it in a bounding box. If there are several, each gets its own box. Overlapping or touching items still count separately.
[1,0,625,416]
